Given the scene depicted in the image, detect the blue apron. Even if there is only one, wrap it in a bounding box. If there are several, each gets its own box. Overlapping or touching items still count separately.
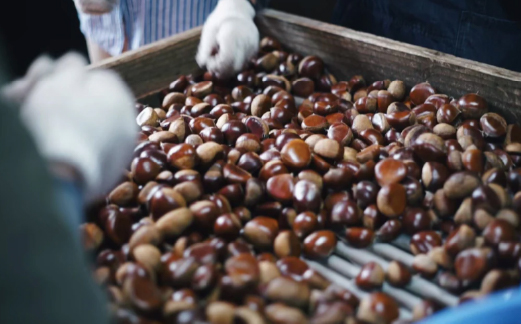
[331,0,521,72]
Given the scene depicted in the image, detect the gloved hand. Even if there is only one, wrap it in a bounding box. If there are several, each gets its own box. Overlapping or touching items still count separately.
[2,55,55,106]
[196,0,259,78]
[12,53,138,202]
[73,0,118,15]
[2,53,95,106]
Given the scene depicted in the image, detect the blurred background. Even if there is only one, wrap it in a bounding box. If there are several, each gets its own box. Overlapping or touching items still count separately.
[0,0,337,78]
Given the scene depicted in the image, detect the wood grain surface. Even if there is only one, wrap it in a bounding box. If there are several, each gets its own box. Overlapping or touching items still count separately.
[89,27,202,99]
[256,10,521,123]
[93,9,521,123]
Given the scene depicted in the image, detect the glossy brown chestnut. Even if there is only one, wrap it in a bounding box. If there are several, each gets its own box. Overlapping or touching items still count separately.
[214,213,242,241]
[444,225,476,257]
[292,179,322,213]
[454,247,495,282]
[410,82,436,106]
[356,262,385,290]
[280,139,312,170]
[483,219,517,247]
[457,93,488,119]
[376,183,406,217]
[303,230,337,259]
[410,231,442,255]
[357,292,399,324]
[292,211,319,239]
[243,217,279,250]
[330,200,361,226]
[298,56,325,80]
[402,208,431,235]
[302,114,328,132]
[374,158,407,186]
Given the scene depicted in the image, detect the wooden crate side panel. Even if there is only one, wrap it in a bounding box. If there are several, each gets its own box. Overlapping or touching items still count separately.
[90,27,202,99]
[256,10,521,123]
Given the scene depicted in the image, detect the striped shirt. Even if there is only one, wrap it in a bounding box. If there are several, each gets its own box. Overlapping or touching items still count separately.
[76,0,220,56]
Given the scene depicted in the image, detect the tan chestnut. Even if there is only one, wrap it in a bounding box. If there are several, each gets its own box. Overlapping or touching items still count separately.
[243,217,279,250]
[387,80,406,101]
[264,276,310,308]
[412,254,438,278]
[386,261,411,287]
[443,172,481,199]
[274,230,302,258]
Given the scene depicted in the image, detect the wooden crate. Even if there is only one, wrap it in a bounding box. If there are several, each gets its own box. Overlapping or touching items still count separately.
[92,9,521,123]
[90,9,519,315]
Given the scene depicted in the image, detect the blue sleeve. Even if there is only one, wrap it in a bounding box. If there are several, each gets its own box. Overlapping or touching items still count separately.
[420,288,521,324]
[52,177,85,235]
[0,90,108,324]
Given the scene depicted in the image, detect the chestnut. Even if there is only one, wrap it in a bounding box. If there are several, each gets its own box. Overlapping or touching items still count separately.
[402,208,431,235]
[345,227,375,248]
[387,80,406,101]
[357,292,399,324]
[480,113,507,137]
[422,162,449,192]
[454,247,495,282]
[376,219,402,242]
[303,230,337,259]
[412,254,438,278]
[354,181,379,209]
[374,158,407,186]
[410,230,442,255]
[482,219,517,247]
[264,276,310,308]
[386,260,411,287]
[330,200,362,226]
[457,93,488,119]
[443,172,481,199]
[298,56,324,80]
[410,82,436,106]
[243,217,279,250]
[376,183,406,217]
[280,139,311,170]
[274,230,301,258]
[444,225,476,257]
[356,262,385,290]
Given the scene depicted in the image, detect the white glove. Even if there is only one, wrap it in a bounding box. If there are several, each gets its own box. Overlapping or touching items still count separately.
[73,0,118,15]
[196,0,259,78]
[2,53,97,106]
[2,55,56,106]
[18,53,138,202]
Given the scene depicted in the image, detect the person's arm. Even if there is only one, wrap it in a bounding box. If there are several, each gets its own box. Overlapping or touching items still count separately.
[73,0,118,15]
[0,96,109,324]
[0,51,137,323]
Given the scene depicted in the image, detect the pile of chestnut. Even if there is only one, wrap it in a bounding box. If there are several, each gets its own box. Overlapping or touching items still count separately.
[81,35,521,324]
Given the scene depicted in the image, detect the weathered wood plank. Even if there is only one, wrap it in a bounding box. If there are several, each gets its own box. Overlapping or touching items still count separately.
[256,10,521,123]
[92,9,521,123]
[90,27,202,99]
